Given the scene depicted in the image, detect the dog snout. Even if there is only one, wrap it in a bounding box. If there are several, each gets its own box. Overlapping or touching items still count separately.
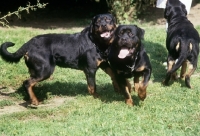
[102,23,107,28]
[121,37,127,42]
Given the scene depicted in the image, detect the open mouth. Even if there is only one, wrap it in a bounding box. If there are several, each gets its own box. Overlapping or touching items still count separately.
[118,47,135,59]
[100,31,111,38]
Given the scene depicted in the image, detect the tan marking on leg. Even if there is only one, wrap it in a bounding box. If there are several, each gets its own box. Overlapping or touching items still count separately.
[105,67,121,93]
[134,76,139,93]
[176,42,180,51]
[187,63,195,77]
[87,85,94,94]
[171,72,178,80]
[185,62,196,88]
[126,79,131,93]
[28,82,39,105]
[168,60,175,72]
[125,86,133,106]
[167,60,179,80]
[138,85,147,101]
[87,85,98,98]
[138,76,147,101]
[180,60,187,79]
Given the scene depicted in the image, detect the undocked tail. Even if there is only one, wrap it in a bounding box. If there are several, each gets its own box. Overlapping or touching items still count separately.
[0,42,28,63]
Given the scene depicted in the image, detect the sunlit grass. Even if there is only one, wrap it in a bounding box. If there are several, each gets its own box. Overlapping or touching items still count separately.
[0,25,200,136]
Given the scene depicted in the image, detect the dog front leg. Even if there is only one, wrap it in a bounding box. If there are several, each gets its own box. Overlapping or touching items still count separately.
[138,69,151,101]
[117,78,133,106]
[84,69,98,98]
[99,61,121,93]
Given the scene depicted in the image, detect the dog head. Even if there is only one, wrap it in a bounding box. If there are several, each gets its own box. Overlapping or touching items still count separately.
[90,14,116,48]
[113,25,145,59]
[164,0,187,22]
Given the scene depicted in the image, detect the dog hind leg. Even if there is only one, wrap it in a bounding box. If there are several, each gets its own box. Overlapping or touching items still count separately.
[23,77,43,106]
[185,61,196,88]
[24,57,55,105]
[180,60,187,79]
[163,59,175,85]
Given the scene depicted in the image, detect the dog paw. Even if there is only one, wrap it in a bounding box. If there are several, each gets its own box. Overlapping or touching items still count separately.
[162,80,169,86]
[92,92,99,98]
[125,99,133,106]
[31,99,39,105]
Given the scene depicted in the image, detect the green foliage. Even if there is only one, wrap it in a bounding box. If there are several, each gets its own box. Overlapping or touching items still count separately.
[0,0,47,27]
[106,0,156,24]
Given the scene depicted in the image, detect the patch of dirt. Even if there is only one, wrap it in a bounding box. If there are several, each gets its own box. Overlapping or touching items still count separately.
[0,87,74,116]
[188,3,200,26]
[138,2,200,26]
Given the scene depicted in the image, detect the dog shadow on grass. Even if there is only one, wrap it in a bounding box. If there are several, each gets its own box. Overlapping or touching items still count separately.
[0,80,144,107]
[143,40,168,83]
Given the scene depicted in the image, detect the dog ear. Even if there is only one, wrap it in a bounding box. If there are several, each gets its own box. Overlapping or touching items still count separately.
[164,0,171,19]
[180,2,187,16]
[109,13,117,28]
[137,27,145,40]
[89,16,97,34]
[164,6,171,19]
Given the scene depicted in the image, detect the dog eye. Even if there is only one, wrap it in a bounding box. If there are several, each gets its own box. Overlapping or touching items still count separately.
[97,19,101,23]
[106,19,111,22]
[129,32,134,37]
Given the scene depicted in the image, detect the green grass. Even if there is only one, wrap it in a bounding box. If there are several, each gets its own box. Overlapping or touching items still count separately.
[0,99,15,108]
[0,25,200,136]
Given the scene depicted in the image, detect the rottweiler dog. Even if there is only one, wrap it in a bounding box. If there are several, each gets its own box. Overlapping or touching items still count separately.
[163,0,200,88]
[0,14,119,106]
[108,25,152,106]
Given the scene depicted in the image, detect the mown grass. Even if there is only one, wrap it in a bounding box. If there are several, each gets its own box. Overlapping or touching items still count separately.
[0,25,200,136]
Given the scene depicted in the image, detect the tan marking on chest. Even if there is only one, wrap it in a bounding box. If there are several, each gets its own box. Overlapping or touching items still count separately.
[24,52,29,60]
[136,65,145,71]
[97,59,104,66]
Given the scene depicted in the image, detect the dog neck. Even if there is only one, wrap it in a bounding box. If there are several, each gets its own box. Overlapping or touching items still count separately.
[126,52,139,72]
[89,32,112,59]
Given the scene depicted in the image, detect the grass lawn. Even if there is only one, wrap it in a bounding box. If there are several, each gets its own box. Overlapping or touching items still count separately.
[0,24,200,136]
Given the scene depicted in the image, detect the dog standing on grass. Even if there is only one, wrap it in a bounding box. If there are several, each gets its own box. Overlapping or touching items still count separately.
[0,14,120,106]
[162,0,200,88]
[108,25,152,106]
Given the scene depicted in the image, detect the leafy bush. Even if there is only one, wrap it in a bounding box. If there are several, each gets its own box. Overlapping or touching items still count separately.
[0,0,47,27]
[106,0,156,24]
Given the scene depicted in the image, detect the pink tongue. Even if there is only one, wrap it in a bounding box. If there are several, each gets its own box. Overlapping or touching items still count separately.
[100,32,110,38]
[118,49,129,59]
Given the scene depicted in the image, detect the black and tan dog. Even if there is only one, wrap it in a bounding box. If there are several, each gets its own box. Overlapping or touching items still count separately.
[108,25,152,106]
[163,0,200,88]
[0,14,119,106]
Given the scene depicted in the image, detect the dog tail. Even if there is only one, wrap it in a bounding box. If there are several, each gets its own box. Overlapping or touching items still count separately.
[0,42,28,63]
[168,39,190,74]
